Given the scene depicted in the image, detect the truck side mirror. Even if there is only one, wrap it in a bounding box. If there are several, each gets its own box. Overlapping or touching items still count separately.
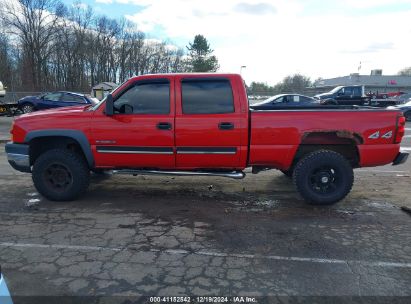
[105,94,114,116]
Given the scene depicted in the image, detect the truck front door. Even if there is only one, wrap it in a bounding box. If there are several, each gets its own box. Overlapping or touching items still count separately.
[174,77,246,169]
[91,78,175,169]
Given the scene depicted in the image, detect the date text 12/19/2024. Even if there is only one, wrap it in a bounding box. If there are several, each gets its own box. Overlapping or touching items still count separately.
[149,296,257,303]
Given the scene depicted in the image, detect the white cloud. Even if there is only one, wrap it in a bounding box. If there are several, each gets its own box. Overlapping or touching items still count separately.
[117,0,411,83]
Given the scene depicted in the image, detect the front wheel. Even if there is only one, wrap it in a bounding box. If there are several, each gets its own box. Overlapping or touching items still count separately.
[32,149,90,201]
[293,150,354,205]
[21,103,34,113]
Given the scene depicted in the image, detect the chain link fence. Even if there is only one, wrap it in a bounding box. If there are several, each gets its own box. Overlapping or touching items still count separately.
[0,92,42,104]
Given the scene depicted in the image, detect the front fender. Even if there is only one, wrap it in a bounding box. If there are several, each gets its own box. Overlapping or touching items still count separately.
[24,129,94,167]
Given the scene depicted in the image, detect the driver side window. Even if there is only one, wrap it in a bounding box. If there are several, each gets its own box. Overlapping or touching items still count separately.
[114,81,170,114]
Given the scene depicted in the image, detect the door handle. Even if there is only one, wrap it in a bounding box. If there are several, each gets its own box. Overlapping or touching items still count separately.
[157,122,172,130]
[218,122,234,130]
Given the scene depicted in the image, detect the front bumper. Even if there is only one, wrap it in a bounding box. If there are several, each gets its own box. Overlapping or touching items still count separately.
[5,142,31,173]
[392,151,409,166]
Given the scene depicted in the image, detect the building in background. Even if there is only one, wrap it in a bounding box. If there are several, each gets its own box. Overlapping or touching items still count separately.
[91,82,118,100]
[312,70,411,95]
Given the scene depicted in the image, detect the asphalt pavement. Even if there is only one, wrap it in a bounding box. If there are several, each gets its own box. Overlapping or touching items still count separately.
[0,116,410,303]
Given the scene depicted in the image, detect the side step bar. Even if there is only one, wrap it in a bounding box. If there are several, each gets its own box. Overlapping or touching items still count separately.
[113,169,246,179]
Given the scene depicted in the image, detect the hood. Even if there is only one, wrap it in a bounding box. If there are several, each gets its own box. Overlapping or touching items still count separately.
[20,95,39,100]
[19,105,90,119]
[314,93,332,99]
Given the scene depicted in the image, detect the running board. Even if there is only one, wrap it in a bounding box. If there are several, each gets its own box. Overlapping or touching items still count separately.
[113,169,246,179]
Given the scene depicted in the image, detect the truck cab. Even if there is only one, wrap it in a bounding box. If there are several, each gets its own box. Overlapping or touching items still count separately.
[315,85,370,106]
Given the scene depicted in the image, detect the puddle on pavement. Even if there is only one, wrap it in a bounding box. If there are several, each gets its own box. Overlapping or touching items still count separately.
[228,199,281,212]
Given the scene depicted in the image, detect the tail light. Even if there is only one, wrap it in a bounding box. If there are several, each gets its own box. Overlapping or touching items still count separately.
[395,115,405,144]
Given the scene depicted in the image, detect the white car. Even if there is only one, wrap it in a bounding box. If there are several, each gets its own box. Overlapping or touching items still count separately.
[0,81,6,97]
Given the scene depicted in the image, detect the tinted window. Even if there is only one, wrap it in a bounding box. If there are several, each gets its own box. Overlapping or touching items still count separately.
[182,79,234,114]
[114,81,170,114]
[342,87,353,95]
[273,96,285,103]
[61,94,86,103]
[352,87,361,96]
[43,93,62,101]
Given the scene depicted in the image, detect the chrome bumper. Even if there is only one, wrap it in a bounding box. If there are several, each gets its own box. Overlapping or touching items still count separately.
[5,142,31,173]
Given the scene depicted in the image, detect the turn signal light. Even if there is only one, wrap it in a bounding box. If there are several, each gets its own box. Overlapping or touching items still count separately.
[395,116,405,144]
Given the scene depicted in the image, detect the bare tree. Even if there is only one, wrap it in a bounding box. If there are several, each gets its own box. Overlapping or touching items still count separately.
[0,0,189,92]
[2,0,63,90]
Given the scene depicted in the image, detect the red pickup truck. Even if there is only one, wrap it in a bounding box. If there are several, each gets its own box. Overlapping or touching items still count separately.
[5,73,408,205]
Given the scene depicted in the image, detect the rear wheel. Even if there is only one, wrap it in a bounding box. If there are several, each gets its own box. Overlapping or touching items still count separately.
[21,103,34,113]
[293,150,353,205]
[405,111,411,121]
[32,149,90,201]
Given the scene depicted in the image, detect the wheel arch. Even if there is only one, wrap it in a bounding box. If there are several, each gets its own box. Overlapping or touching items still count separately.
[25,130,93,167]
[20,102,36,109]
[292,130,362,168]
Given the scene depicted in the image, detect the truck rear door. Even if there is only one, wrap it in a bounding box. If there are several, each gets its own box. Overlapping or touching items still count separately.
[174,76,246,169]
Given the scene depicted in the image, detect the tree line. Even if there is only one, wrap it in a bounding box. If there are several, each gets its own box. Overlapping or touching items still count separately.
[248,74,312,96]
[0,0,219,92]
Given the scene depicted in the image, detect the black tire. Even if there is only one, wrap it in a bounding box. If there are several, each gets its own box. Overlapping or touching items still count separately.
[21,103,34,113]
[405,111,411,122]
[293,150,353,205]
[32,149,90,201]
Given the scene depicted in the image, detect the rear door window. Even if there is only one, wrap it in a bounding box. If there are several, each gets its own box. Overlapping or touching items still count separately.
[182,79,234,114]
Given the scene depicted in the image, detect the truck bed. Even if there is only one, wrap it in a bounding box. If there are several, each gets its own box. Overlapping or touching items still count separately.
[249,108,401,169]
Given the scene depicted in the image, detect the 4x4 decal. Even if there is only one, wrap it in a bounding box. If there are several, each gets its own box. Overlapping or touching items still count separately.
[368,130,393,139]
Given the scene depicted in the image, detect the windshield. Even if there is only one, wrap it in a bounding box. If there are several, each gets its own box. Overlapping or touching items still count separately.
[328,86,344,94]
[251,95,284,106]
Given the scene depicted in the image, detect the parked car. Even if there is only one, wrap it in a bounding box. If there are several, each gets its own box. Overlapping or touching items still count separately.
[0,268,13,304]
[0,81,6,98]
[250,94,319,110]
[5,73,408,205]
[393,93,411,104]
[18,91,95,113]
[388,100,411,121]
